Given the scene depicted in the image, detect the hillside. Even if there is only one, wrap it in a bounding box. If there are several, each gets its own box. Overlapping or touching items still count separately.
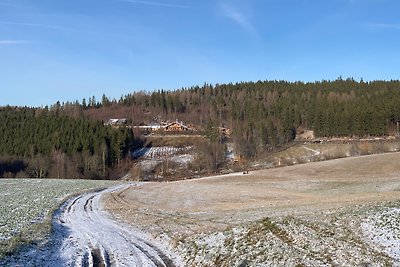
[104,152,400,266]
[81,79,400,160]
[2,78,400,179]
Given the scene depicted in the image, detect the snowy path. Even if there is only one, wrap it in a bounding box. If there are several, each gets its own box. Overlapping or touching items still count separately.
[1,184,178,267]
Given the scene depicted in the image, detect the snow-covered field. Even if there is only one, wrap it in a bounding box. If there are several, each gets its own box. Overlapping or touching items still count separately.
[178,211,396,267]
[133,146,195,176]
[105,152,400,266]
[2,151,400,266]
[1,183,179,266]
[133,146,193,160]
[0,179,118,253]
[363,207,400,264]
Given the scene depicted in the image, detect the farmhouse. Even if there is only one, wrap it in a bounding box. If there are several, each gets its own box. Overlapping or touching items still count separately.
[164,121,192,132]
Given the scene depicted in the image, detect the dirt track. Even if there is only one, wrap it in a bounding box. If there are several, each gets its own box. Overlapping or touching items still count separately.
[104,152,400,238]
[1,185,180,267]
[54,184,179,267]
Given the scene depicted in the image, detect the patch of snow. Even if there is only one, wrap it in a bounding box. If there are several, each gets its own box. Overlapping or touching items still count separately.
[139,160,162,172]
[226,143,235,161]
[171,154,194,166]
[133,146,193,160]
[303,146,321,156]
[362,208,400,264]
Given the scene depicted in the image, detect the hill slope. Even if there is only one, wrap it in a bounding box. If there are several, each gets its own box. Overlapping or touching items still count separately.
[104,152,400,266]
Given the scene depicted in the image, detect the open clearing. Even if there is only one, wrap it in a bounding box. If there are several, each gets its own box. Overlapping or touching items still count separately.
[105,152,400,266]
[1,152,399,266]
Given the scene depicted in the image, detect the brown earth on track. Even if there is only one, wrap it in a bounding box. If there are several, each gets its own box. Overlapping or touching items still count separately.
[103,152,400,239]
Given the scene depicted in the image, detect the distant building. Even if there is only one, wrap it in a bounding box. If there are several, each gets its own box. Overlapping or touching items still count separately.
[164,121,192,132]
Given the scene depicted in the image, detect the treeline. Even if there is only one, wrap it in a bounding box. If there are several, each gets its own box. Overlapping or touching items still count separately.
[4,78,399,177]
[77,78,400,159]
[0,107,134,179]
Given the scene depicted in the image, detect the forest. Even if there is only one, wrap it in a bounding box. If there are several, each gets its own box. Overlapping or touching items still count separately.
[2,78,400,179]
[0,106,134,179]
[82,78,400,158]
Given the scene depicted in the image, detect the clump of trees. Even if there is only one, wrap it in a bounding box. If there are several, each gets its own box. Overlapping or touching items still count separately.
[0,106,134,179]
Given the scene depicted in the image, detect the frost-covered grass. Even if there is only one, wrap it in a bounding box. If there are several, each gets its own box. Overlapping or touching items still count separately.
[363,207,400,263]
[0,179,119,256]
[177,213,393,267]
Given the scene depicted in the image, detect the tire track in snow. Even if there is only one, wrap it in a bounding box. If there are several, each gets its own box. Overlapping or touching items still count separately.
[0,184,178,267]
[56,184,178,267]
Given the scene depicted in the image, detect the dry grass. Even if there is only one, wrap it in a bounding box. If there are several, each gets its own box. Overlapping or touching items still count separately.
[104,152,400,265]
[106,152,400,230]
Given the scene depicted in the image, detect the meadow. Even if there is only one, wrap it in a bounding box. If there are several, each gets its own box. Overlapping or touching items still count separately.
[105,152,400,266]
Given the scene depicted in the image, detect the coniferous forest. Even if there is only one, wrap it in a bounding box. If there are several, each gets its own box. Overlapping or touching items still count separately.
[2,78,400,179]
[0,107,134,179]
[84,78,400,158]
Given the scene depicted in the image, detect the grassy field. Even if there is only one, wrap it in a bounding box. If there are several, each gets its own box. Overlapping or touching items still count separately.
[105,152,400,266]
[251,140,400,170]
[0,179,119,257]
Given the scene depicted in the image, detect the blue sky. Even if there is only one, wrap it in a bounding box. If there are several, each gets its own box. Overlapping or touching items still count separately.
[0,0,399,107]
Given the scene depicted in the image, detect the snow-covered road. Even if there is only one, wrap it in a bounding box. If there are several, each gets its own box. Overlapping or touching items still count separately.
[1,184,179,267]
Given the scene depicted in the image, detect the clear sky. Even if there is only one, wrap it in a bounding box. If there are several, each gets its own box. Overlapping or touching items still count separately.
[0,0,399,107]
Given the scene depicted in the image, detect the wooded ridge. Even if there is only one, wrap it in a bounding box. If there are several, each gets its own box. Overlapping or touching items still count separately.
[83,78,400,158]
[1,78,400,178]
